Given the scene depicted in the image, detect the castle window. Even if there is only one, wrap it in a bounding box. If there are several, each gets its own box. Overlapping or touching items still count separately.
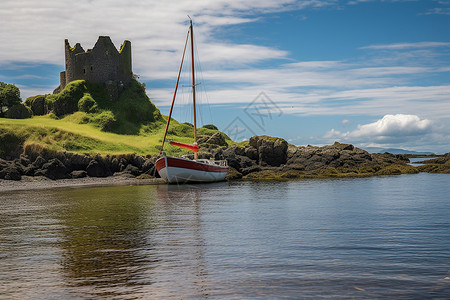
[90,66,93,71]
[83,69,86,74]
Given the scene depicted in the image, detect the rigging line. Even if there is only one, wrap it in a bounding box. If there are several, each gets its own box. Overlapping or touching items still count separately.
[160,27,190,153]
[193,31,214,126]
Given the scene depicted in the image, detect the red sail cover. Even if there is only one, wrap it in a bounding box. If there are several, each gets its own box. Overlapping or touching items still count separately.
[169,141,199,152]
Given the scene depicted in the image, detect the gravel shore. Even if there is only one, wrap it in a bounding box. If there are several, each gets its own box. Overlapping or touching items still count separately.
[0,175,165,192]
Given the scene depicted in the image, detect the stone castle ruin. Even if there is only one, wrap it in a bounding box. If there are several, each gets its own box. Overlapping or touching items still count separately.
[54,36,133,100]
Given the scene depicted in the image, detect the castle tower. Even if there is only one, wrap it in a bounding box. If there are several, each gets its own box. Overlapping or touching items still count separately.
[55,36,133,100]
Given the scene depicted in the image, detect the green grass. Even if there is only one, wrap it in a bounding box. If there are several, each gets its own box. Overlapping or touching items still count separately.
[0,114,233,156]
[1,79,234,157]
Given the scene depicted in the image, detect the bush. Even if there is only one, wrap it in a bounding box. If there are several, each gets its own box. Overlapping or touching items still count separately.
[6,103,32,119]
[52,80,87,116]
[92,111,116,131]
[202,124,218,130]
[25,95,48,116]
[48,112,58,119]
[78,94,97,112]
[0,82,21,117]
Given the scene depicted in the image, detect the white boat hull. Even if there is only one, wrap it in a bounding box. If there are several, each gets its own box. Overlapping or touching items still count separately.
[156,156,228,183]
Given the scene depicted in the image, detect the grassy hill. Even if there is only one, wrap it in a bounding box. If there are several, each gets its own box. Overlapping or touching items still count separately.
[0,80,232,157]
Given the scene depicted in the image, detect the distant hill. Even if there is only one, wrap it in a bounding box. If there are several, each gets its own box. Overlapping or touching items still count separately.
[363,147,434,155]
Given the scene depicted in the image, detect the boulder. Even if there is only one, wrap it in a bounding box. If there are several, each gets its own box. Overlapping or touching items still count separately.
[0,158,8,170]
[19,154,31,167]
[110,157,121,173]
[86,160,110,177]
[206,132,228,146]
[131,155,146,169]
[244,146,258,161]
[141,159,154,173]
[225,155,254,173]
[122,164,141,176]
[33,156,47,169]
[249,135,288,167]
[0,165,21,180]
[23,165,37,176]
[64,152,91,171]
[36,158,69,179]
[223,144,245,157]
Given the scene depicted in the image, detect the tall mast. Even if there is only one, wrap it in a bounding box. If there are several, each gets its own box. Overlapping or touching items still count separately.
[160,27,190,153]
[190,19,198,160]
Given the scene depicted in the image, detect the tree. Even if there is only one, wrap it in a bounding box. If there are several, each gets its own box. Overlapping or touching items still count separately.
[0,82,22,117]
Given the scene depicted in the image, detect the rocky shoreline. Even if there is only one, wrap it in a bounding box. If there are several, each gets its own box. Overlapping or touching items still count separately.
[1,134,449,185]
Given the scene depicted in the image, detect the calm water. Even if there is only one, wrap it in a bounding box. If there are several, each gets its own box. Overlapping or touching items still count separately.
[1,173,449,299]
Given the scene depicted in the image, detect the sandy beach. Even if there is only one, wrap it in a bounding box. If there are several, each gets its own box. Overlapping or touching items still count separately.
[0,175,165,192]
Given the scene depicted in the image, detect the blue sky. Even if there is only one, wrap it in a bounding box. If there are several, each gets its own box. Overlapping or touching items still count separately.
[1,0,449,153]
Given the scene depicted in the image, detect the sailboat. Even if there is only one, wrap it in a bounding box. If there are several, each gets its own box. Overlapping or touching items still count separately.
[155,19,228,183]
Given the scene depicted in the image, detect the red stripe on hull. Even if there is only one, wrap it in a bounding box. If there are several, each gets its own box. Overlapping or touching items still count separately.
[155,157,166,171]
[156,156,227,173]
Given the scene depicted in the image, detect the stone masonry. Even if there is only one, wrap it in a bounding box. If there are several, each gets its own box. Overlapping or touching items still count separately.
[54,36,133,100]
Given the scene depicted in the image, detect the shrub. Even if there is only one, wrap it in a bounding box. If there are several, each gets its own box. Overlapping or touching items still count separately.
[202,124,218,130]
[48,112,58,119]
[6,103,32,119]
[78,94,97,112]
[52,80,86,116]
[0,82,21,117]
[25,95,48,116]
[92,111,116,131]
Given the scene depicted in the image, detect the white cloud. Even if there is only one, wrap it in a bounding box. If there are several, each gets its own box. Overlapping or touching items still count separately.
[324,114,433,145]
[349,114,432,139]
[360,42,450,50]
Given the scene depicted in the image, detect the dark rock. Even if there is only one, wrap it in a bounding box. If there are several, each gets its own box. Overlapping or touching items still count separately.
[122,164,141,176]
[0,158,8,170]
[110,157,120,173]
[223,145,245,157]
[196,135,209,144]
[86,160,109,177]
[198,151,213,159]
[119,158,128,172]
[23,165,37,176]
[13,161,27,175]
[70,170,87,178]
[0,166,21,180]
[19,154,31,166]
[249,135,288,167]
[225,155,254,173]
[131,155,145,168]
[37,158,69,179]
[206,132,228,146]
[244,146,258,160]
[33,156,47,169]
[63,152,91,171]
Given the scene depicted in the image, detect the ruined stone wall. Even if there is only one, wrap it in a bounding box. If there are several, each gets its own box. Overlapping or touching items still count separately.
[56,36,132,98]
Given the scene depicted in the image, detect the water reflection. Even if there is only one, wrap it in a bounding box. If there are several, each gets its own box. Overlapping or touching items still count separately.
[1,175,449,299]
[57,186,159,298]
[56,184,217,298]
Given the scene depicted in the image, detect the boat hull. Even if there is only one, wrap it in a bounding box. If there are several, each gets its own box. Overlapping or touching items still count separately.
[155,156,228,183]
